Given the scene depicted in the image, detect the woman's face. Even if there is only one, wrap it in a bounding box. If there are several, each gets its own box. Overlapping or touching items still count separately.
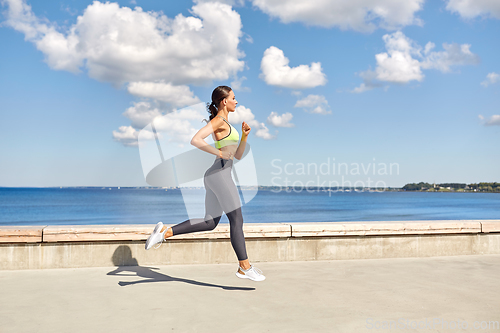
[224,90,237,112]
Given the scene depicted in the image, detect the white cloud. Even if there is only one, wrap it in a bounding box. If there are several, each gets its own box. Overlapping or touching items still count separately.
[231,106,276,139]
[484,115,500,126]
[113,101,160,147]
[127,82,200,107]
[260,46,327,89]
[254,123,275,140]
[117,102,278,147]
[424,42,435,55]
[2,0,248,147]
[117,85,202,147]
[267,112,294,127]
[230,76,251,92]
[294,94,331,115]
[229,105,253,124]
[481,72,499,87]
[153,107,207,145]
[112,126,141,147]
[115,102,207,146]
[250,0,424,32]
[372,31,424,84]
[194,0,245,6]
[122,101,162,129]
[420,43,480,72]
[446,0,500,19]
[2,0,245,85]
[61,4,78,16]
[353,31,480,92]
[478,115,484,120]
[113,124,157,147]
[1,0,83,73]
[352,83,374,93]
[245,33,253,43]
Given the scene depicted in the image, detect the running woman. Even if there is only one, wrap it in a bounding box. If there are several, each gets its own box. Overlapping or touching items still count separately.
[145,86,265,282]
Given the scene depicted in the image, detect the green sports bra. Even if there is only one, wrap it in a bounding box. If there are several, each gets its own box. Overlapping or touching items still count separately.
[214,115,239,149]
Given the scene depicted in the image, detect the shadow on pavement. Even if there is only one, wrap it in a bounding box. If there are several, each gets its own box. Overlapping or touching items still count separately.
[107,245,255,291]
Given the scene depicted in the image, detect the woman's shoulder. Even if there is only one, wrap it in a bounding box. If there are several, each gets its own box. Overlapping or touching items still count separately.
[209,116,226,129]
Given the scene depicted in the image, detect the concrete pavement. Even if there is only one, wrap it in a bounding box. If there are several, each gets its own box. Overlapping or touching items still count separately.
[1,254,499,332]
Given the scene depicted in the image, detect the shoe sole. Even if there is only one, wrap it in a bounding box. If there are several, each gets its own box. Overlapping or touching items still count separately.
[235,271,265,282]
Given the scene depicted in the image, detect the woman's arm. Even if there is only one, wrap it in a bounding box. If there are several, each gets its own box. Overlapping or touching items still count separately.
[191,118,232,159]
[190,119,222,157]
[234,121,251,160]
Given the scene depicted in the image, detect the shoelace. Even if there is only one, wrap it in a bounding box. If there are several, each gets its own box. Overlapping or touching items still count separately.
[238,266,264,278]
[240,265,264,275]
[250,265,263,275]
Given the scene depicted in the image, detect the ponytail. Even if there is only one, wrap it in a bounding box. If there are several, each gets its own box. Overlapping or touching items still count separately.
[207,101,218,121]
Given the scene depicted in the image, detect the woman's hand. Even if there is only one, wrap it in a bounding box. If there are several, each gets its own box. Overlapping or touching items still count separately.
[220,150,233,159]
[242,121,251,137]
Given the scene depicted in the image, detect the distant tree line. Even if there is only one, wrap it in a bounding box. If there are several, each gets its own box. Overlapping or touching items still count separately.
[468,182,500,192]
[438,183,467,189]
[403,182,500,192]
[402,182,434,191]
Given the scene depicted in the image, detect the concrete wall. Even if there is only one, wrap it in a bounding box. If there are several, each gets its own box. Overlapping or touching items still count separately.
[1,220,499,270]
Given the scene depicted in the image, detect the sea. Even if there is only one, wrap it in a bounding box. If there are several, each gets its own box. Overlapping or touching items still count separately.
[0,187,499,226]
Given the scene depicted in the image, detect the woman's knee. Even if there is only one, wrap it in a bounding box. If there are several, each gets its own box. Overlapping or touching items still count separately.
[204,214,218,231]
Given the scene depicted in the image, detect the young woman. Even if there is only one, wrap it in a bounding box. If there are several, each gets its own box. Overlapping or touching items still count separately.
[145,86,265,282]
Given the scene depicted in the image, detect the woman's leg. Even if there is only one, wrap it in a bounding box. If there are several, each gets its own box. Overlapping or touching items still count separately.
[158,158,251,270]
[159,159,225,238]
[203,159,249,267]
[225,207,251,271]
[162,182,223,237]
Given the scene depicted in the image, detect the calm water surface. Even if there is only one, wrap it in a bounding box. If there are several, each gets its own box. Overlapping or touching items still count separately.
[0,187,499,226]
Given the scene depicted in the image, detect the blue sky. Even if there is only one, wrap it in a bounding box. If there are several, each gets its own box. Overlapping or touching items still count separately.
[0,0,499,188]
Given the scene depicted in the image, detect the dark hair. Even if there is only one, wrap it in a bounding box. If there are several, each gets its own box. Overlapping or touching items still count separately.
[206,86,232,121]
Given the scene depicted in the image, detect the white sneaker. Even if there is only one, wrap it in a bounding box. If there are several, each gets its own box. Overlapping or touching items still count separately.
[235,265,266,281]
[145,222,167,250]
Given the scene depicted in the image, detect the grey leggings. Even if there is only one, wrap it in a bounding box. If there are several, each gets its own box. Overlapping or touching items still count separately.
[171,158,248,261]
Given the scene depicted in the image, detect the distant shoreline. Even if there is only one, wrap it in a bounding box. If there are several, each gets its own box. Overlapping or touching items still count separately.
[1,186,499,193]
